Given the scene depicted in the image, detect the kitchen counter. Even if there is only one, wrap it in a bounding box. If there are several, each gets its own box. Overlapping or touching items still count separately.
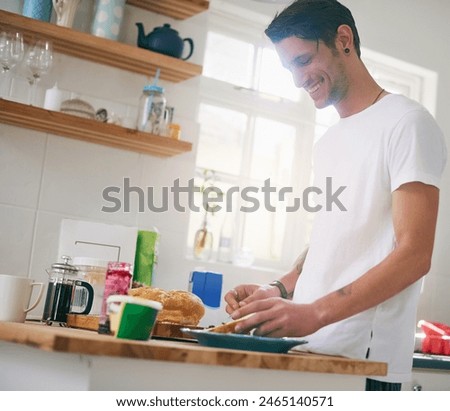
[0,321,387,390]
[413,353,450,371]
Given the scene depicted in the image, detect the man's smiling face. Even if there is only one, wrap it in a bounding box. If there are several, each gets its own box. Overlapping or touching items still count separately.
[275,35,349,110]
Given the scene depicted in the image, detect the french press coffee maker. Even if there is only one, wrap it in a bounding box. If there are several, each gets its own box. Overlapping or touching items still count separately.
[42,255,94,325]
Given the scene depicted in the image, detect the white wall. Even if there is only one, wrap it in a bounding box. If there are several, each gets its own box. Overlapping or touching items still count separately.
[0,0,449,326]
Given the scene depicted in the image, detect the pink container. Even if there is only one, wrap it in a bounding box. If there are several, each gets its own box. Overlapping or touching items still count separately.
[98,261,132,334]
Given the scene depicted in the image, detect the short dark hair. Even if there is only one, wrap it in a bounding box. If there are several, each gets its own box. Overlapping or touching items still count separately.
[265,0,361,57]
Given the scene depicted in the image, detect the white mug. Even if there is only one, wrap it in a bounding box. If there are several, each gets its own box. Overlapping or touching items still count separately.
[0,274,44,322]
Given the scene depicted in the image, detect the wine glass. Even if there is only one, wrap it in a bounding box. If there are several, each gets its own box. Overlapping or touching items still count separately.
[0,31,24,98]
[25,39,53,105]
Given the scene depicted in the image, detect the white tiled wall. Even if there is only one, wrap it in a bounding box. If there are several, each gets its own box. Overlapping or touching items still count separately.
[0,204,36,276]
[0,127,46,207]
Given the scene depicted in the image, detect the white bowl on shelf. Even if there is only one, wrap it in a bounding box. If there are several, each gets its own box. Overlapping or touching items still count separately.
[60,98,95,119]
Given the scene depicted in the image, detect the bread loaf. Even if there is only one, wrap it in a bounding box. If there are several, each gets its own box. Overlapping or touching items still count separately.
[208,314,254,334]
[128,287,205,326]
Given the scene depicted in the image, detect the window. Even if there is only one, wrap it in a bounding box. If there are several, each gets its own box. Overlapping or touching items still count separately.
[186,10,315,270]
[188,91,314,269]
[203,31,255,89]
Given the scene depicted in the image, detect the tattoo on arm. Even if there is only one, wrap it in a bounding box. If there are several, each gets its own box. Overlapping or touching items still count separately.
[337,284,352,296]
[293,246,309,276]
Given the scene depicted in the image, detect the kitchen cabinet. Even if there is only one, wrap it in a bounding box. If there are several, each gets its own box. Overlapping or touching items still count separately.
[402,354,450,390]
[403,370,450,391]
[0,7,204,156]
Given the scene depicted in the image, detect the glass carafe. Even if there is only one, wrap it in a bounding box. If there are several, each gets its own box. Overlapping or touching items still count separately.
[42,255,94,325]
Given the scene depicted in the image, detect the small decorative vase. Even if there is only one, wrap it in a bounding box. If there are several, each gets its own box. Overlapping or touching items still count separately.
[22,0,53,22]
[91,0,126,41]
[53,0,81,28]
[193,217,213,261]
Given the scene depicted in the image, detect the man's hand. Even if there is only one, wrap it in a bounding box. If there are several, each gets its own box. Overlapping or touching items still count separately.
[230,298,322,338]
[224,284,280,314]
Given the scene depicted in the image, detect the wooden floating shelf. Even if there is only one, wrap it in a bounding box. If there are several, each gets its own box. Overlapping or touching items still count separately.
[0,99,192,157]
[126,0,210,20]
[0,10,202,82]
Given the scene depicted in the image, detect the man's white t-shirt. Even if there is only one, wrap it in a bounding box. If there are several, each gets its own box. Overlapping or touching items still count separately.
[292,94,447,383]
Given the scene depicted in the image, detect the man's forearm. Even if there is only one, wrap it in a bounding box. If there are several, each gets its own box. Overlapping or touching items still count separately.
[276,246,309,298]
[313,182,439,329]
[312,241,432,329]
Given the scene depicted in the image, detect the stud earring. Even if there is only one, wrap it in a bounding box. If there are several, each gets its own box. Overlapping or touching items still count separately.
[344,48,350,54]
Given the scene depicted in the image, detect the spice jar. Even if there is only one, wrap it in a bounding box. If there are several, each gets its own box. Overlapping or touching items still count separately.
[168,123,181,140]
[136,85,166,135]
[193,217,213,260]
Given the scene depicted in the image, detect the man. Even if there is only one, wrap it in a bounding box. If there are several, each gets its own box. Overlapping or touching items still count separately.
[224,0,447,390]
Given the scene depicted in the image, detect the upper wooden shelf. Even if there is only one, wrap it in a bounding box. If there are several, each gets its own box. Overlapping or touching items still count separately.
[0,10,202,82]
[0,99,192,157]
[126,0,209,20]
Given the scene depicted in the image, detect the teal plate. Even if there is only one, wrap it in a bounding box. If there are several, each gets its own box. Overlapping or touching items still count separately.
[181,328,307,353]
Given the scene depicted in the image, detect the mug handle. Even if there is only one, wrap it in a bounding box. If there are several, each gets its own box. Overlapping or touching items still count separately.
[70,281,94,315]
[24,282,44,313]
[182,38,194,60]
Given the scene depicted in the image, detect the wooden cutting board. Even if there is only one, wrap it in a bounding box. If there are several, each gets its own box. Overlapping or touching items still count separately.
[66,314,202,339]
[153,322,203,339]
[67,314,99,331]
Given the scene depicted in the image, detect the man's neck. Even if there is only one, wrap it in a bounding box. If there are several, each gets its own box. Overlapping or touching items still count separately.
[335,63,383,118]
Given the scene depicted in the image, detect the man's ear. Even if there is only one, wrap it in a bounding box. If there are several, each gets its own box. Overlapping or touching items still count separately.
[335,24,354,53]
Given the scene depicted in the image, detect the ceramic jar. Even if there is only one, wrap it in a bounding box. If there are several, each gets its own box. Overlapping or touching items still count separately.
[91,0,126,41]
[53,0,81,28]
[22,0,53,22]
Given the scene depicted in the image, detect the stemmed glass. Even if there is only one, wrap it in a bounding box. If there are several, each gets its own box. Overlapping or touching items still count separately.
[25,39,53,105]
[0,31,25,98]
